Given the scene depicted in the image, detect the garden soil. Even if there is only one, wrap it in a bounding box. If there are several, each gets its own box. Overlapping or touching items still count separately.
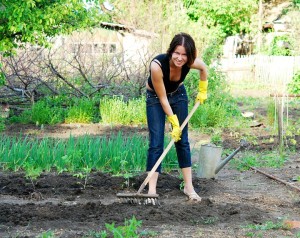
[0,121,300,237]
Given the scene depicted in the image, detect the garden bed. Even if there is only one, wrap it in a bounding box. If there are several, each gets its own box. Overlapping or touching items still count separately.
[0,122,300,237]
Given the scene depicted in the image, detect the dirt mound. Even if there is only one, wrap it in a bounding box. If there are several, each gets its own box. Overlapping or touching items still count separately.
[0,167,299,237]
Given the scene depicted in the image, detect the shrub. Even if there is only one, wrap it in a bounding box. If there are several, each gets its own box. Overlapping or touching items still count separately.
[202,40,223,66]
[65,98,96,124]
[9,109,32,124]
[269,35,293,56]
[31,101,51,125]
[190,102,228,128]
[186,67,240,129]
[288,71,300,94]
[10,96,66,125]
[31,100,65,125]
[100,96,146,125]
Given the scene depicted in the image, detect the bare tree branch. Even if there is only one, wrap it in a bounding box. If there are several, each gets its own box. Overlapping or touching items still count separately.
[47,58,88,98]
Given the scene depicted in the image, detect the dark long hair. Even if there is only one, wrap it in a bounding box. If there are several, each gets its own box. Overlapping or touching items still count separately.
[166,32,197,67]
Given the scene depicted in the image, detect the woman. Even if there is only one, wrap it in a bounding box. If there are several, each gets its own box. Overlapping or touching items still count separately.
[146,32,208,202]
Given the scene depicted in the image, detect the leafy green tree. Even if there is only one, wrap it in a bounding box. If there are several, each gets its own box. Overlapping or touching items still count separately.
[293,0,300,9]
[0,63,5,86]
[0,0,110,54]
[183,0,258,36]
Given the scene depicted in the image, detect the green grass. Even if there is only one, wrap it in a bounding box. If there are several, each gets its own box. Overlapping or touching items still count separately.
[230,150,286,171]
[37,230,56,238]
[242,219,294,237]
[244,220,284,230]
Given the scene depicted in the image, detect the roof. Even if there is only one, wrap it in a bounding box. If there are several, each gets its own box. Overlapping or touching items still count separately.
[100,22,157,38]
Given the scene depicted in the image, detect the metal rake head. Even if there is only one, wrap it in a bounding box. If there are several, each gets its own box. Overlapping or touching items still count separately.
[117,193,160,205]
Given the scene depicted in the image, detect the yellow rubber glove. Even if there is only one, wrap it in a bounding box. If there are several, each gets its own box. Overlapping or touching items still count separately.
[167,114,181,142]
[196,80,208,104]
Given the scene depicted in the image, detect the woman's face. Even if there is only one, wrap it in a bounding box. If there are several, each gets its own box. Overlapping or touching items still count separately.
[171,45,187,68]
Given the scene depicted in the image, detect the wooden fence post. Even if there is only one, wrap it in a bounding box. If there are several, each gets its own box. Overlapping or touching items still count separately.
[276,97,284,153]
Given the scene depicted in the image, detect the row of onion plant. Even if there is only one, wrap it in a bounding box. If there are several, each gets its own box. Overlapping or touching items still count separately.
[0,132,178,179]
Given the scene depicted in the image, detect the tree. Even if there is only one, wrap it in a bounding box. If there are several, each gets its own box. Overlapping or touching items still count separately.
[183,0,258,37]
[0,0,110,55]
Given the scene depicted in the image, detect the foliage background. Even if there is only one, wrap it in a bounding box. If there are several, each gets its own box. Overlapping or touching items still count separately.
[0,0,299,131]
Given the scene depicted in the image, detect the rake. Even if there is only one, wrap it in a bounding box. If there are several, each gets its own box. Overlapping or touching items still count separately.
[117,102,200,205]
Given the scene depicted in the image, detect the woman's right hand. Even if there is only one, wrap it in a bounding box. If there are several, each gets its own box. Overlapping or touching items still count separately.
[167,114,182,142]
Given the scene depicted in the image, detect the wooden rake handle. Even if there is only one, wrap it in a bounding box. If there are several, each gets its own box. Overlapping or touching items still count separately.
[137,101,200,194]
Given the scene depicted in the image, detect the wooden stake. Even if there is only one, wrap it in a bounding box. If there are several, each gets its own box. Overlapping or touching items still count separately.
[276,97,284,152]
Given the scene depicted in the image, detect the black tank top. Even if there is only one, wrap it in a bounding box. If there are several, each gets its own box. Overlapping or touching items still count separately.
[147,54,190,94]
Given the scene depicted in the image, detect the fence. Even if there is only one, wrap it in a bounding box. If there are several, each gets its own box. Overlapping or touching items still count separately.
[219,55,300,91]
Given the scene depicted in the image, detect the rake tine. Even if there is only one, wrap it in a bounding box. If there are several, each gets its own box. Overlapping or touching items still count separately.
[116,192,160,205]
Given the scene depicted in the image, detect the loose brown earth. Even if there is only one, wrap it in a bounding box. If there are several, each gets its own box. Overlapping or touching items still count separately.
[1,105,300,237]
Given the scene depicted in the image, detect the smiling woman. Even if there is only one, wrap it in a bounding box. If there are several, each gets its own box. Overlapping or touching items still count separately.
[145,32,208,202]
